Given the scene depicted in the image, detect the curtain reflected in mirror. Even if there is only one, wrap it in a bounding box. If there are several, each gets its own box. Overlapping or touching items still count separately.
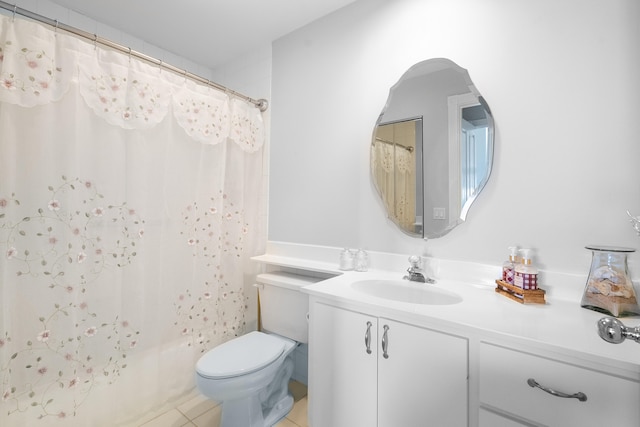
[371,119,423,234]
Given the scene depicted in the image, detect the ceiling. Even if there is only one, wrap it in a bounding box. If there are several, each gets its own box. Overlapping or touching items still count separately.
[47,0,357,69]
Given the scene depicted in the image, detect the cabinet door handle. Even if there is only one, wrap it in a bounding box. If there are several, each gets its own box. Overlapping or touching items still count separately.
[382,324,390,359]
[527,378,587,402]
[365,321,372,354]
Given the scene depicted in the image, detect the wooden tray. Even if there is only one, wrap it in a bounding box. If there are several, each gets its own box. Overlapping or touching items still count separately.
[495,279,546,304]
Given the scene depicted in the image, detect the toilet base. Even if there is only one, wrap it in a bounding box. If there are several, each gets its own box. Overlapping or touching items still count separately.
[219,395,262,427]
[219,392,293,427]
[217,355,295,427]
[263,393,294,427]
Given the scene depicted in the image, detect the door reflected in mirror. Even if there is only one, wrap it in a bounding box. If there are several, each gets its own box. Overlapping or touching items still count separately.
[371,58,494,238]
[460,105,491,212]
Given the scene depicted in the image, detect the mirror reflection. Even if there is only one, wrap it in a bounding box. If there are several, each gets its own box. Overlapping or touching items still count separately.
[371,119,424,234]
[371,58,494,238]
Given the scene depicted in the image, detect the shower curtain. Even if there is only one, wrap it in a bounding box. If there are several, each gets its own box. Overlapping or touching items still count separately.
[0,15,265,426]
[371,131,416,231]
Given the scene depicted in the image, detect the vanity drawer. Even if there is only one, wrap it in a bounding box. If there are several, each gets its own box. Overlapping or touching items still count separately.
[479,342,640,427]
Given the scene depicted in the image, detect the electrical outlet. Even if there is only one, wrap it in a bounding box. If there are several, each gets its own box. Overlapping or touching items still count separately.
[433,207,446,220]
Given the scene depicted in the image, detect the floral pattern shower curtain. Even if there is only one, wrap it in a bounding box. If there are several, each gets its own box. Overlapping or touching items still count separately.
[371,123,416,231]
[0,15,265,426]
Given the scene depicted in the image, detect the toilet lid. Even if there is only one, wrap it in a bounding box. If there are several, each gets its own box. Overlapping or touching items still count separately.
[196,331,286,379]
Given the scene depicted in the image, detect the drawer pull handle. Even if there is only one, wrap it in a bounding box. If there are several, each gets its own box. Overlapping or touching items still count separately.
[382,324,390,359]
[365,321,372,354]
[527,378,587,402]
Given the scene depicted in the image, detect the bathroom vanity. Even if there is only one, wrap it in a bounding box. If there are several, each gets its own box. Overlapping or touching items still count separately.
[254,244,640,427]
[310,301,467,426]
[306,286,639,427]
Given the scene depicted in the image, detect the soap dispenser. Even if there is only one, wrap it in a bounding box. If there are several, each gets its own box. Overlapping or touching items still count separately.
[502,246,518,284]
[514,249,538,290]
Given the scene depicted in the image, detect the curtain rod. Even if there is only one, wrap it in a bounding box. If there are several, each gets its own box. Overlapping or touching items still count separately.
[374,137,414,153]
[0,1,269,112]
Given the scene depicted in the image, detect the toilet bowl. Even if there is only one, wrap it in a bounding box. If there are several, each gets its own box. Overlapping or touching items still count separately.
[195,272,319,427]
[196,331,297,426]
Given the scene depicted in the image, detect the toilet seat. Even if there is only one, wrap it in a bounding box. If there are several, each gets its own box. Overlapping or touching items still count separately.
[196,331,286,379]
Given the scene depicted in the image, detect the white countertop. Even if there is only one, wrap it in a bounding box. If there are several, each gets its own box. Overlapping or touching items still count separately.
[253,244,640,380]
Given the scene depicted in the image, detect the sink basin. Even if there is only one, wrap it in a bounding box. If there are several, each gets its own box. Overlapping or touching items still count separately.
[351,279,463,305]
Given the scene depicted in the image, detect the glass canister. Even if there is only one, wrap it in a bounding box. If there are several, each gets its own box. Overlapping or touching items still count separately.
[580,245,639,317]
[355,249,369,272]
[339,248,354,271]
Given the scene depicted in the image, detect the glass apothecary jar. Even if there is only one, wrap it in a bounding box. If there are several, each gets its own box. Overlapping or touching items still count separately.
[580,245,640,317]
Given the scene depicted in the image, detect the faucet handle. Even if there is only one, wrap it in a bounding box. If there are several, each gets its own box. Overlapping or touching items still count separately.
[597,317,640,344]
[405,255,435,284]
[408,255,421,269]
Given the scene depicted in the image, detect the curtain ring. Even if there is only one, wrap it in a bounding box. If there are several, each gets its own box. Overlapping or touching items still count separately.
[158,60,163,73]
[12,4,17,21]
[93,34,98,50]
[54,20,59,33]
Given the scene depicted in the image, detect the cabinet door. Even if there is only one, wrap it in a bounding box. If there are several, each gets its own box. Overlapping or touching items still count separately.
[308,302,378,427]
[378,318,468,427]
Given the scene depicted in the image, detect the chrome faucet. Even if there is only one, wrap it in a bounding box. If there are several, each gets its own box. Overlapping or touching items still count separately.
[403,255,435,283]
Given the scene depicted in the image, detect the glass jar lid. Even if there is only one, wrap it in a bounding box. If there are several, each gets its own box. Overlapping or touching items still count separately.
[585,245,636,253]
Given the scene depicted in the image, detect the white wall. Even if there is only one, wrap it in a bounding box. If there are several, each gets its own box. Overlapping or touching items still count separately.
[270,0,640,277]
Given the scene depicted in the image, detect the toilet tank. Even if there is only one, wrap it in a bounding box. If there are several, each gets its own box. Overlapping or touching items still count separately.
[257,272,321,344]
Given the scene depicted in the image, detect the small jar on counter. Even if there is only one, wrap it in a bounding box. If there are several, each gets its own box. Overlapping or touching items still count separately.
[355,249,369,272]
[339,248,354,271]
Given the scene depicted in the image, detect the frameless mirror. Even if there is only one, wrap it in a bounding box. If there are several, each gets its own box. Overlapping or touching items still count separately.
[370,58,494,238]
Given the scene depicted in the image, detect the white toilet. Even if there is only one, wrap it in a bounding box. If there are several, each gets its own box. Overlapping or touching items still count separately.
[195,271,318,427]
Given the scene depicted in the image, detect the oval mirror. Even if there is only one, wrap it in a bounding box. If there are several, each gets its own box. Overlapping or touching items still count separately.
[370,58,494,238]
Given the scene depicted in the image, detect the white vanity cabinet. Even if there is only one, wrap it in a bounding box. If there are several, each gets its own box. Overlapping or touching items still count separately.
[254,247,640,427]
[478,342,640,427]
[308,299,468,427]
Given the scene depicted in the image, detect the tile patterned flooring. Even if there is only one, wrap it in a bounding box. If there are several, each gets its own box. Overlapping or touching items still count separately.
[137,381,308,427]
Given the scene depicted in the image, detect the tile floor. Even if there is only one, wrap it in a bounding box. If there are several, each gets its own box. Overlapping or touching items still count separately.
[136,381,308,427]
